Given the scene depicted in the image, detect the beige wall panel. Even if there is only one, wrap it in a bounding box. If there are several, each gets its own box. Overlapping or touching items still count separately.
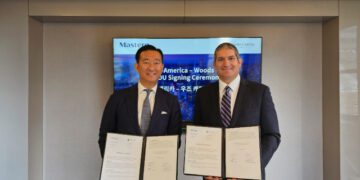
[29,17,44,180]
[339,0,360,179]
[0,1,29,180]
[186,0,338,17]
[29,0,338,19]
[29,0,184,17]
[322,18,340,180]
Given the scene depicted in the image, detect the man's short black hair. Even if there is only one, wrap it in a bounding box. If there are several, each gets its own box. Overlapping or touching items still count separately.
[135,44,164,63]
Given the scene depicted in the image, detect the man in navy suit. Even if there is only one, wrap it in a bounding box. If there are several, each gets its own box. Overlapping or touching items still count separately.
[98,45,182,158]
[194,43,281,180]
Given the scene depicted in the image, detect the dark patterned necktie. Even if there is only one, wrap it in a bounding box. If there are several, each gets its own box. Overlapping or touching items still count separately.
[140,89,152,135]
[220,86,231,127]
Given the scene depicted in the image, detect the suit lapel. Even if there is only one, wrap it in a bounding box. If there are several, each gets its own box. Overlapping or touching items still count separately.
[212,82,222,127]
[230,78,247,127]
[126,84,141,134]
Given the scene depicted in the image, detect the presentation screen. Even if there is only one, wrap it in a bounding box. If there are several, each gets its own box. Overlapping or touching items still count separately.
[113,38,262,122]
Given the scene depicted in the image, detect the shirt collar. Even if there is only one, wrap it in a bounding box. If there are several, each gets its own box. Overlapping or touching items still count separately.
[138,82,157,94]
[219,74,241,92]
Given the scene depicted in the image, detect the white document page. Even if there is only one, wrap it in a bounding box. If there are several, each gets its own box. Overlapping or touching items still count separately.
[100,133,143,180]
[143,135,178,180]
[184,125,222,177]
[225,126,261,179]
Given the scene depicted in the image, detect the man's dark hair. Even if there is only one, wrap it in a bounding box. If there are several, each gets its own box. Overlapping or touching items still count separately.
[135,44,164,63]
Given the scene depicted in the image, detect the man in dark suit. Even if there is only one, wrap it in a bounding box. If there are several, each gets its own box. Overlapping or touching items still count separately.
[194,43,281,180]
[98,45,182,158]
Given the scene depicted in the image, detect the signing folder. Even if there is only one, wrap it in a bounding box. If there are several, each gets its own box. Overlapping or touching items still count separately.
[184,125,261,179]
[100,133,178,180]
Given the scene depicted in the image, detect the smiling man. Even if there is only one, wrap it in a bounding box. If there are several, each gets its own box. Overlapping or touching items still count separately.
[98,45,182,158]
[194,42,281,180]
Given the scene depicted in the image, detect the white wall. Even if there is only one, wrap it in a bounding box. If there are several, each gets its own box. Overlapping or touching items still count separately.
[0,1,29,180]
[42,22,323,180]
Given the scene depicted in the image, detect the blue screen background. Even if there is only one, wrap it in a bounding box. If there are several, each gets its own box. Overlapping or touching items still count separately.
[114,53,261,122]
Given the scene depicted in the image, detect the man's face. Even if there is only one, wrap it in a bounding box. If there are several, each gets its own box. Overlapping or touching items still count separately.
[214,48,242,84]
[135,50,164,88]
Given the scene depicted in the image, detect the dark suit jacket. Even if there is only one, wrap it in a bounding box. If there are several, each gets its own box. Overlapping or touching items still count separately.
[98,84,182,158]
[193,78,281,180]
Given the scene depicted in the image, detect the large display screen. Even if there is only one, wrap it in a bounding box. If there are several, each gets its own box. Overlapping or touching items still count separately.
[113,38,262,122]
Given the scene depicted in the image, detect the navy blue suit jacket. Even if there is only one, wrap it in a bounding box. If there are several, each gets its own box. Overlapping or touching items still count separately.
[193,79,281,179]
[98,84,182,158]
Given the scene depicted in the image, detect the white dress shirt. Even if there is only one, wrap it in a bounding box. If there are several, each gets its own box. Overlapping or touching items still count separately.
[137,82,157,126]
[218,74,241,117]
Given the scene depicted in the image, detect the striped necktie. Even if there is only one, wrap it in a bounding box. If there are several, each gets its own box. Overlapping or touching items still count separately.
[220,86,232,127]
[140,89,152,135]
